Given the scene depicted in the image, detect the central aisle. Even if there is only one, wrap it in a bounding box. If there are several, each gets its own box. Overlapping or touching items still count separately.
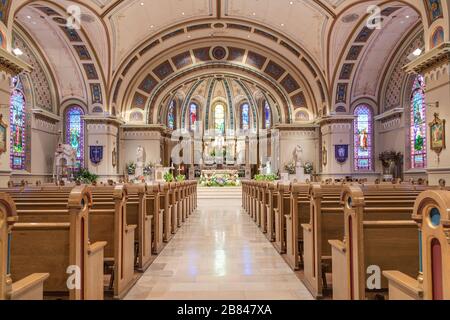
[125,196,313,300]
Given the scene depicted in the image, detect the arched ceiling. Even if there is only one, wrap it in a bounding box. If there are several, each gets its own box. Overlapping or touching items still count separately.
[4,0,447,119]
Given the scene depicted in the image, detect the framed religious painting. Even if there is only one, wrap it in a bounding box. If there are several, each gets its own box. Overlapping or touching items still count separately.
[0,114,7,155]
[429,113,446,154]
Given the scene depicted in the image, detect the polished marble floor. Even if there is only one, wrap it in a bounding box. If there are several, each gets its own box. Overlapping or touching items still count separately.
[125,198,313,300]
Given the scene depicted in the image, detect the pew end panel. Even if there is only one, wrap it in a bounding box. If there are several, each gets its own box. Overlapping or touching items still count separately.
[383,271,423,300]
[9,273,49,300]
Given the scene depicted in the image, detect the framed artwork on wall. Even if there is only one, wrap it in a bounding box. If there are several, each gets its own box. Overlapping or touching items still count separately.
[0,114,7,155]
[429,113,446,154]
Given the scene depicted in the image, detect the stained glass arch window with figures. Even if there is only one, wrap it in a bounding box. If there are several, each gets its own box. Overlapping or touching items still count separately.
[10,76,27,170]
[65,106,85,167]
[354,104,373,171]
[241,103,249,130]
[190,102,198,131]
[167,100,176,130]
[214,103,225,135]
[264,100,271,129]
[410,75,426,169]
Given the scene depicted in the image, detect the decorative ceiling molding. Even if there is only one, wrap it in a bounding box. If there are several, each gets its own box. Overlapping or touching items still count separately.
[0,49,32,75]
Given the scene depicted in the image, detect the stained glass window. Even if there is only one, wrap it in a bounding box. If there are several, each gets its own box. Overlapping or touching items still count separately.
[10,77,26,170]
[264,101,271,129]
[354,104,373,171]
[167,100,175,130]
[241,103,249,130]
[214,104,225,135]
[65,106,85,167]
[190,103,198,131]
[410,75,426,169]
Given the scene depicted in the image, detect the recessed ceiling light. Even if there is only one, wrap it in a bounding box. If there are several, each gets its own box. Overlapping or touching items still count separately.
[406,15,410,18]
[140,2,144,5]
[26,15,31,19]
[12,48,23,56]
[289,1,293,4]
[413,48,422,56]
[252,12,256,16]
[281,23,284,27]
[181,12,185,15]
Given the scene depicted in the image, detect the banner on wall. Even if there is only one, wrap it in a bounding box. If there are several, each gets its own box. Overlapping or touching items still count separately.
[90,146,104,165]
[335,145,349,164]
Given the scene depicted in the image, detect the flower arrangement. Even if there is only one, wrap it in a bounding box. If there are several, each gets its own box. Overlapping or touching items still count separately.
[143,163,154,176]
[284,161,296,174]
[126,162,136,175]
[199,173,240,187]
[302,162,314,174]
[164,172,174,182]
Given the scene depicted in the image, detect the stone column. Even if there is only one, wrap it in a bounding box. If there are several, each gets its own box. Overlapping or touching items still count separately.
[405,43,450,186]
[319,116,354,180]
[85,116,123,181]
[0,50,32,187]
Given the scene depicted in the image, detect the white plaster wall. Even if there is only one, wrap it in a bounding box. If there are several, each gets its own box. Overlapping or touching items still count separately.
[30,118,59,176]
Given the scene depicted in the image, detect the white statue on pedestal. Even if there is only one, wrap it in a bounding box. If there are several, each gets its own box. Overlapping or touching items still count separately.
[293,145,303,168]
[136,145,145,177]
[265,160,272,175]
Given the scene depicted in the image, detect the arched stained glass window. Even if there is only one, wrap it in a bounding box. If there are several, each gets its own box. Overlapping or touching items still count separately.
[354,104,373,171]
[241,103,249,130]
[167,100,176,130]
[190,103,198,131]
[65,106,85,167]
[264,101,271,129]
[10,76,26,170]
[410,75,426,169]
[214,104,225,135]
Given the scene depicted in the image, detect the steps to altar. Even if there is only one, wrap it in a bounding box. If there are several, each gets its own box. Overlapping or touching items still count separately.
[197,186,242,200]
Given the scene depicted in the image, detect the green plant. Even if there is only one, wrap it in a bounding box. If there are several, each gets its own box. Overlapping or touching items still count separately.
[176,174,186,182]
[164,172,174,182]
[254,174,278,181]
[74,168,99,184]
[126,162,136,175]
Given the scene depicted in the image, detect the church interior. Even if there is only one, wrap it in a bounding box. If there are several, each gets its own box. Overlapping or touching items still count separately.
[0,0,450,302]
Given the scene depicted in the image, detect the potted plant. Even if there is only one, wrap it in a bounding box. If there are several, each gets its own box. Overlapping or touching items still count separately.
[176,174,186,182]
[74,168,99,184]
[127,162,136,175]
[164,172,174,182]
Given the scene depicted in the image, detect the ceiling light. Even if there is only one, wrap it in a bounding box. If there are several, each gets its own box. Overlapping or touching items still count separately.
[26,15,31,19]
[413,48,422,56]
[181,12,185,15]
[289,1,293,4]
[252,12,256,16]
[281,23,284,27]
[140,2,144,5]
[406,15,410,18]
[12,48,23,56]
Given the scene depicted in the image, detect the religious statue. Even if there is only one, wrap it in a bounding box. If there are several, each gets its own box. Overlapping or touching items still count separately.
[136,145,146,177]
[293,145,303,168]
[265,160,272,175]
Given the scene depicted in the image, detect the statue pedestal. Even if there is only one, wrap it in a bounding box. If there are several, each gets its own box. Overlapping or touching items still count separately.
[293,166,310,182]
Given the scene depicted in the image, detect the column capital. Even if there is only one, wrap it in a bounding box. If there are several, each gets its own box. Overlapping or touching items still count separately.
[404,42,450,74]
[0,49,32,76]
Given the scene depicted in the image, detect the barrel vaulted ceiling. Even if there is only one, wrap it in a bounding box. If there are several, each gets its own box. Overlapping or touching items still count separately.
[3,0,448,118]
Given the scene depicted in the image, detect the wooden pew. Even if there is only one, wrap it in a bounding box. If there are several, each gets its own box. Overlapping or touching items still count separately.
[265,182,278,242]
[273,183,291,254]
[146,184,164,254]
[89,185,138,299]
[0,193,49,300]
[259,182,268,233]
[127,184,153,272]
[303,184,344,298]
[329,185,419,300]
[285,183,310,270]
[9,186,105,300]
[383,190,450,300]
[159,183,173,242]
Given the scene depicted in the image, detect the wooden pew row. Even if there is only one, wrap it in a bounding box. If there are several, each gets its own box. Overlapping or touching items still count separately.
[303,184,344,298]
[8,186,105,300]
[285,183,310,270]
[383,190,450,300]
[88,185,138,299]
[329,185,420,300]
[0,193,49,300]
